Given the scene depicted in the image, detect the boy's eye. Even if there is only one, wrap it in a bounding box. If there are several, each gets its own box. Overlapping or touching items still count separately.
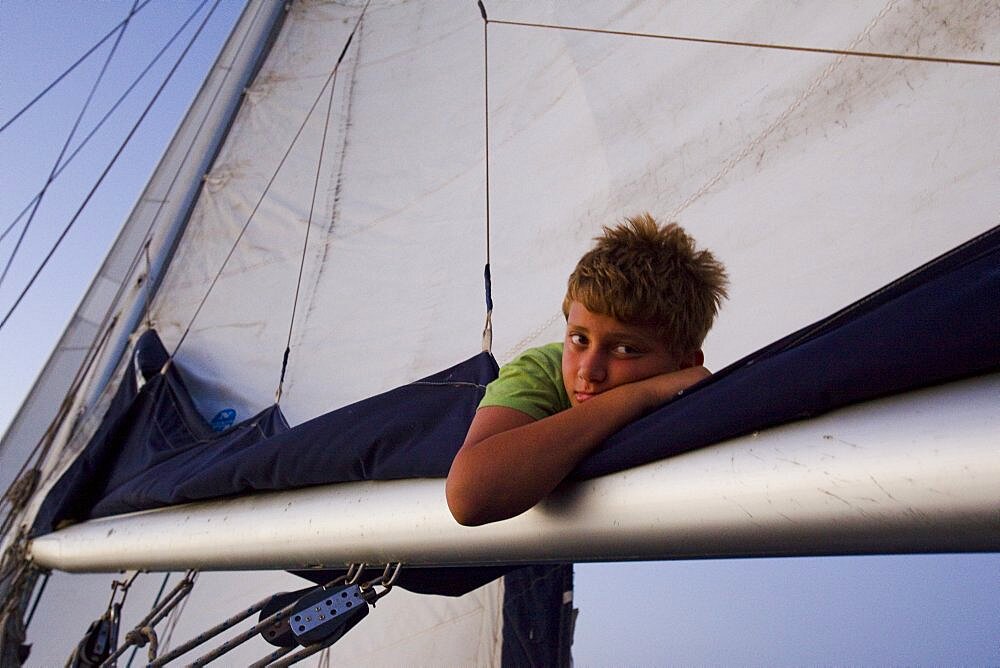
[568,333,587,346]
[613,344,640,356]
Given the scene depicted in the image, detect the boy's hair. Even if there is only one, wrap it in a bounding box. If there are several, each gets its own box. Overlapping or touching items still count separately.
[562,213,728,353]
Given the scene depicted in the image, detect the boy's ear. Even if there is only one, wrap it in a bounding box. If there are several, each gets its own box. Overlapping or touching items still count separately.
[680,349,704,369]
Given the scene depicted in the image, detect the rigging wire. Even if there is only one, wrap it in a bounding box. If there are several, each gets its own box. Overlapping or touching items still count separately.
[170,0,371,364]
[0,0,141,291]
[486,17,1000,68]
[275,26,346,405]
[0,0,156,135]
[0,0,269,536]
[0,0,213,248]
[0,0,225,333]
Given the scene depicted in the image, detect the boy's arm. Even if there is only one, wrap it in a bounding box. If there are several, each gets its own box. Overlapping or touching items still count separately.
[445,366,709,525]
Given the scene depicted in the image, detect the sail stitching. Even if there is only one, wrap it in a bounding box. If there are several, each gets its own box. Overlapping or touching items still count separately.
[410,381,491,390]
[169,1,372,366]
[496,0,910,359]
[665,0,900,221]
[275,22,348,405]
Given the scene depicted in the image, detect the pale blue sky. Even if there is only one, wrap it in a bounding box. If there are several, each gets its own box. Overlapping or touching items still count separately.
[1,2,997,665]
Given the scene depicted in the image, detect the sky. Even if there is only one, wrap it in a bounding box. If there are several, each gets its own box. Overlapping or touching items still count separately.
[0,1,997,665]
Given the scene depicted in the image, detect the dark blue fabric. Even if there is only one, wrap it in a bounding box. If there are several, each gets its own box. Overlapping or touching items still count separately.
[32,340,496,534]
[34,226,999,534]
[501,564,575,667]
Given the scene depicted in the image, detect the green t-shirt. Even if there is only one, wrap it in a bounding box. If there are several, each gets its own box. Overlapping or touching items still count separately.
[479,342,571,419]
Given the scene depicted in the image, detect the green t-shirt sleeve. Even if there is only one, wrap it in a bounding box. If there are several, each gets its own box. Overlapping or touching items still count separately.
[479,343,571,420]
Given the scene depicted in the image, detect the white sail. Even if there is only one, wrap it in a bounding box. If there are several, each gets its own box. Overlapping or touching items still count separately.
[2,0,998,664]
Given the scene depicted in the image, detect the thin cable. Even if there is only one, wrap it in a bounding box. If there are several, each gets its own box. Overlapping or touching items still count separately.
[478,1,493,353]
[0,0,212,248]
[142,239,154,328]
[0,0,140,290]
[0,0,224,333]
[276,43,343,404]
[486,18,1000,68]
[23,570,50,629]
[0,0,156,134]
[0,0,265,523]
[171,0,371,362]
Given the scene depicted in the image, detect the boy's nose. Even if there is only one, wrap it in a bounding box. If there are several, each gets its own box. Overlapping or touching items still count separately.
[578,352,607,383]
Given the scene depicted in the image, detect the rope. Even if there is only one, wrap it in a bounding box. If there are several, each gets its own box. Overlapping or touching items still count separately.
[265,632,342,668]
[0,0,156,134]
[275,16,350,404]
[0,0,225,333]
[170,0,371,364]
[123,626,158,662]
[485,17,1000,69]
[0,0,140,291]
[100,570,197,667]
[0,0,213,248]
[125,572,171,667]
[178,572,355,667]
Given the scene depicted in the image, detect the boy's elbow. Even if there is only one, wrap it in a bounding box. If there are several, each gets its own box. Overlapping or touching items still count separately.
[445,477,490,526]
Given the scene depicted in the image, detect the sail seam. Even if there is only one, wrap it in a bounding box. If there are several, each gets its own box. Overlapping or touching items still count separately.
[170,1,372,364]
[275,20,347,405]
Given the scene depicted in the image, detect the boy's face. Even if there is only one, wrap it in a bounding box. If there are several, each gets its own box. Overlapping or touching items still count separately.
[562,301,686,406]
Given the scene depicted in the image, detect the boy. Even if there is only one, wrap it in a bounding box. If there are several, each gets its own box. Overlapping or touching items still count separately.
[446,214,728,525]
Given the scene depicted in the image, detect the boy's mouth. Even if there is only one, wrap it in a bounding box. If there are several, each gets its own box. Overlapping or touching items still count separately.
[573,391,596,403]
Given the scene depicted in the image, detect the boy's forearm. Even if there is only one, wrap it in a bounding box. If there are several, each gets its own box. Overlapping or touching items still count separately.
[446,366,707,525]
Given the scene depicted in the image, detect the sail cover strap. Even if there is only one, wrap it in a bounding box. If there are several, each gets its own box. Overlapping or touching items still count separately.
[33,224,1000,534]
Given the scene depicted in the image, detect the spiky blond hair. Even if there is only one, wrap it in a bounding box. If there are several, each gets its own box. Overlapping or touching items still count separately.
[562,213,728,353]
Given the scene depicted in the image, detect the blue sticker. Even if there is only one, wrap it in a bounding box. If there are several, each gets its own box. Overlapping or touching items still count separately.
[210,408,237,431]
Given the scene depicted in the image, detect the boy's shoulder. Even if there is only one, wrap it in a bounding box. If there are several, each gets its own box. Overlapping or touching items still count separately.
[479,342,569,419]
[515,342,563,368]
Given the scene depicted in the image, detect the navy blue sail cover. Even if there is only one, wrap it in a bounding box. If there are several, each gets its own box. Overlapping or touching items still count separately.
[34,225,1000,536]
